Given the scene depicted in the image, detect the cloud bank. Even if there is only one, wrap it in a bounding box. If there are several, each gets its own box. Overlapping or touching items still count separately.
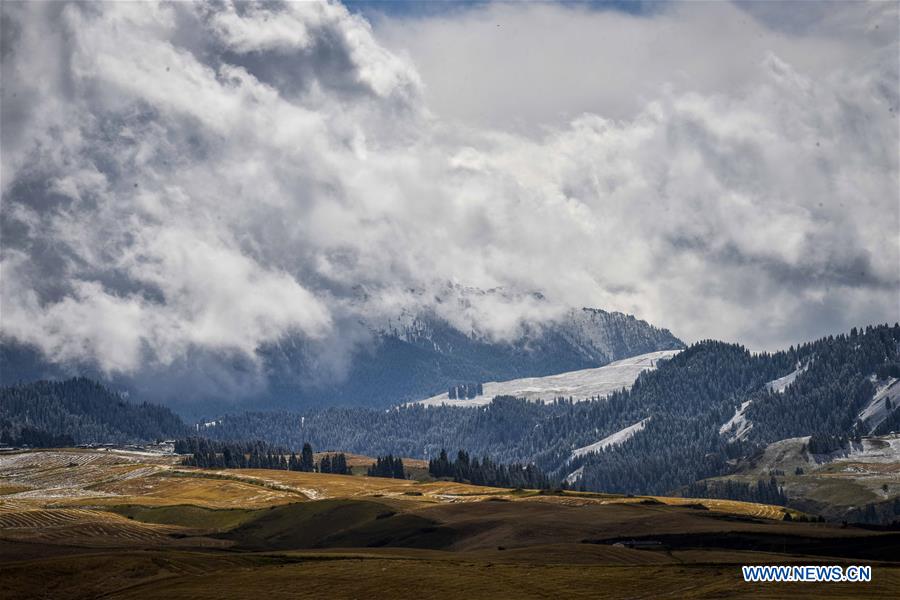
[1,1,897,385]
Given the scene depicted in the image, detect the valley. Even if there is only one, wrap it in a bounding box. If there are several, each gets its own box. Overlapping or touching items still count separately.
[177,325,900,519]
[6,325,899,528]
[2,448,899,599]
[1,1,896,597]
[2,330,899,597]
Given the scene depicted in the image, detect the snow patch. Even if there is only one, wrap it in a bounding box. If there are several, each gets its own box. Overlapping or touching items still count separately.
[8,487,120,500]
[766,364,806,394]
[415,350,680,407]
[857,378,899,433]
[720,400,753,441]
[570,418,650,460]
[564,465,584,486]
[832,435,900,464]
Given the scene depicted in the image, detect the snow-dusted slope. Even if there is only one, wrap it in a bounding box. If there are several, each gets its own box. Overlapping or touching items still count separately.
[719,400,753,441]
[858,378,899,433]
[570,418,650,460]
[765,364,806,394]
[371,303,683,364]
[833,434,900,464]
[415,350,680,407]
[564,465,584,486]
[740,433,900,472]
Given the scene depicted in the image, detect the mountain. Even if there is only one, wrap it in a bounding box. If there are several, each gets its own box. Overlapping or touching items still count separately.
[2,306,683,413]
[0,378,188,445]
[195,324,900,522]
[3,323,898,523]
[568,325,900,494]
[260,307,684,410]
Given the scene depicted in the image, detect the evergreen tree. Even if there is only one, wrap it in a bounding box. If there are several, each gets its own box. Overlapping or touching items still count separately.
[332,453,349,475]
[319,454,332,473]
[168,325,900,499]
[301,442,315,472]
[367,454,405,479]
[429,448,551,489]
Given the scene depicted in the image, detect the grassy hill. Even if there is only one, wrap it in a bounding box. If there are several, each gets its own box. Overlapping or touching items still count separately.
[1,448,898,599]
[696,433,900,523]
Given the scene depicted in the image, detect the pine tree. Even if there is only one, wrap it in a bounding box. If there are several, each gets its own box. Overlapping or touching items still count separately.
[301,442,314,472]
[335,453,349,475]
[367,454,406,479]
[319,455,332,474]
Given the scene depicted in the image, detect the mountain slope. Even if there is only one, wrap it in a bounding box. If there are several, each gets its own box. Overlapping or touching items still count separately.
[197,324,900,523]
[0,306,680,414]
[6,324,897,523]
[703,433,900,523]
[0,378,188,445]
[576,325,900,495]
[417,350,680,406]
[570,418,651,460]
[260,307,684,410]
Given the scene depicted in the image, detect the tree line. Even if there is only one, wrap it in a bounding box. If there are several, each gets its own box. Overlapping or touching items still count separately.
[6,325,897,521]
[176,437,348,474]
[0,424,74,448]
[194,324,900,503]
[429,449,552,489]
[448,383,483,400]
[683,477,788,507]
[367,454,406,478]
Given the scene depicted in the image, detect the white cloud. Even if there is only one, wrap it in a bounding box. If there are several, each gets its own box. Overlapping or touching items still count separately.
[0,0,897,385]
[372,1,891,131]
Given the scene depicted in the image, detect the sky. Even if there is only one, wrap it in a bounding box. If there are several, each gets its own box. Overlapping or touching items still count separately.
[1,0,898,385]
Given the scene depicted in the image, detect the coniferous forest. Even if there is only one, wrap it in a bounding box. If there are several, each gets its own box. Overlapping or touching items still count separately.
[0,377,187,445]
[429,449,551,489]
[2,324,898,523]
[197,324,900,498]
[176,437,350,474]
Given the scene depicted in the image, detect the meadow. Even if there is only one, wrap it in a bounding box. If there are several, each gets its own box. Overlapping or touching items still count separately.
[1,448,898,599]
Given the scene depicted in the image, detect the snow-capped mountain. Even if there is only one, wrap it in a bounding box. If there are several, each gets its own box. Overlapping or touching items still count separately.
[1,302,683,414]
[260,306,684,410]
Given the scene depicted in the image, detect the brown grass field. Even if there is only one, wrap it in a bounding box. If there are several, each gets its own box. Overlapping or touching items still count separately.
[1,448,898,599]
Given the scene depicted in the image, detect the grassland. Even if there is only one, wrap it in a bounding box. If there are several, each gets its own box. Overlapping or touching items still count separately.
[1,448,898,599]
[702,434,900,521]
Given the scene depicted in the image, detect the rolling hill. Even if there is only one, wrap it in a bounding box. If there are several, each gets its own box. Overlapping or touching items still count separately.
[2,448,899,599]
[701,433,900,523]
[4,325,899,526]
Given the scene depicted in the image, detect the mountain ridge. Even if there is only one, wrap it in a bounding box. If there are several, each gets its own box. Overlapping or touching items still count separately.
[2,323,899,523]
[2,306,684,414]
[261,306,684,410]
